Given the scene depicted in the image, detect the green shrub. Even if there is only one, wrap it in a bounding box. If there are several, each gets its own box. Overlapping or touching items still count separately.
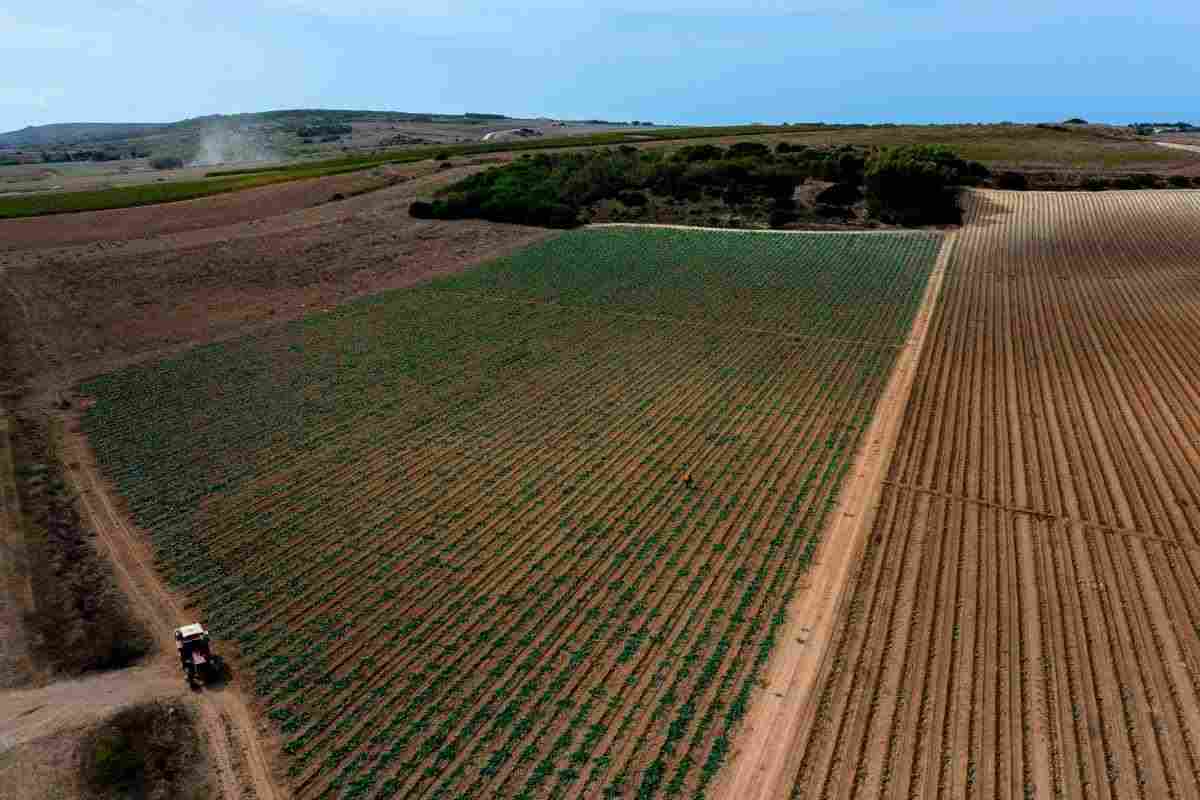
[675,144,726,162]
[864,145,972,225]
[408,141,978,229]
[727,142,771,158]
[1168,174,1192,188]
[149,156,184,170]
[1114,173,1160,190]
[409,145,807,227]
[768,208,798,228]
[296,123,352,138]
[83,702,209,800]
[993,171,1028,190]
[815,182,862,206]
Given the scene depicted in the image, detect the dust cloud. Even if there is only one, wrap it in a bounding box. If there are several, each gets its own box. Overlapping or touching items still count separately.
[190,123,278,167]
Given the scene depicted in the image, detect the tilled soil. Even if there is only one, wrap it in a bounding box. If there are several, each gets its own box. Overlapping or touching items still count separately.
[0,163,548,391]
[0,164,433,254]
[770,189,1200,800]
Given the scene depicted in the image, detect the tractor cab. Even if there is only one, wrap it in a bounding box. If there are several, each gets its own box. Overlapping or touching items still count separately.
[175,623,216,684]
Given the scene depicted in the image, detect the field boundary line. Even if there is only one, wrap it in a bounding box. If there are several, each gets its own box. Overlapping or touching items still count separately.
[711,230,956,800]
[429,288,906,350]
[882,480,1199,552]
[587,222,942,236]
[1154,141,1200,155]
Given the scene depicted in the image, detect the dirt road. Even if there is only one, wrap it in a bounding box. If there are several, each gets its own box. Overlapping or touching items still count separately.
[45,425,282,800]
[712,234,955,800]
[0,411,281,799]
[0,665,182,750]
[1156,140,1200,155]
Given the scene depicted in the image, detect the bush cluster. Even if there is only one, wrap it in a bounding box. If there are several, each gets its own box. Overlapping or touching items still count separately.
[411,141,988,229]
[864,145,989,225]
[150,156,185,170]
[409,143,872,228]
[83,702,210,800]
[1077,173,1200,191]
[296,123,353,138]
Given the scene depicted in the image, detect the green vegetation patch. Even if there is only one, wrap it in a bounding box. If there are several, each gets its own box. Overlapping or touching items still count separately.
[768,123,1194,169]
[432,227,941,341]
[415,144,986,228]
[81,229,942,799]
[0,174,287,218]
[83,701,211,800]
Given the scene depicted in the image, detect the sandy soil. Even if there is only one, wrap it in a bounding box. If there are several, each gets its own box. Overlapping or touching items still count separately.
[712,234,954,800]
[0,161,548,393]
[777,189,1200,800]
[1157,140,1200,155]
[0,665,183,751]
[0,728,83,800]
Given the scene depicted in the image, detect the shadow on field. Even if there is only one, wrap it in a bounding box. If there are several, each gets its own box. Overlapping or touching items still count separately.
[962,188,1016,227]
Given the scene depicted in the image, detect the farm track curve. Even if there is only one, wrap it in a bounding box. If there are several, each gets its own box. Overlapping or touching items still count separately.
[771,189,1200,800]
[60,424,283,800]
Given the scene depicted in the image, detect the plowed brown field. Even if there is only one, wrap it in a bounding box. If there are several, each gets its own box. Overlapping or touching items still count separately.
[773,189,1200,800]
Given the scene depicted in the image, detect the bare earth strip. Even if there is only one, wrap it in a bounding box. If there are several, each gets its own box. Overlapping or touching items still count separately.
[713,232,956,800]
[588,222,929,235]
[0,665,183,750]
[1155,141,1200,155]
[56,424,282,800]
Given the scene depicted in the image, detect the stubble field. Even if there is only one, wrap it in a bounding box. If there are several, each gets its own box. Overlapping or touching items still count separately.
[78,228,943,799]
[786,189,1200,800]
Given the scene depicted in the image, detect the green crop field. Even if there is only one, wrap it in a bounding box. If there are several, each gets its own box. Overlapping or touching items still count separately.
[81,228,942,799]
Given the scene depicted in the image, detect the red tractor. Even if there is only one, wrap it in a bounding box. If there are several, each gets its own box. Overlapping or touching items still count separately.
[174,623,220,686]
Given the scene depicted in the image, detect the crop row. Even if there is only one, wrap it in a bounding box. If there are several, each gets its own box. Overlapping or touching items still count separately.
[80,229,944,799]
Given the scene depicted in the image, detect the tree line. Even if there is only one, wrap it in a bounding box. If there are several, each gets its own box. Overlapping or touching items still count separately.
[410,142,988,228]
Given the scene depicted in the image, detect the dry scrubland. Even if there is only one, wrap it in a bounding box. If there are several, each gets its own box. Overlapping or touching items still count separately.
[785,190,1200,800]
[0,162,544,389]
[756,126,1200,173]
[78,228,943,799]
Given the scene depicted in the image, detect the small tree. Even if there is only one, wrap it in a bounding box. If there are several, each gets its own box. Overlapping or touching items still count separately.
[864,145,965,225]
[150,156,185,170]
[815,182,862,206]
[728,142,770,159]
[993,171,1028,190]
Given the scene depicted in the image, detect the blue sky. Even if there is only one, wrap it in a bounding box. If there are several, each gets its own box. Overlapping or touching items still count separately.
[2,1,1196,132]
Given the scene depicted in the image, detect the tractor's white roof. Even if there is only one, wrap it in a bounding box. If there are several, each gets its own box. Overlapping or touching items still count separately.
[177,623,206,638]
